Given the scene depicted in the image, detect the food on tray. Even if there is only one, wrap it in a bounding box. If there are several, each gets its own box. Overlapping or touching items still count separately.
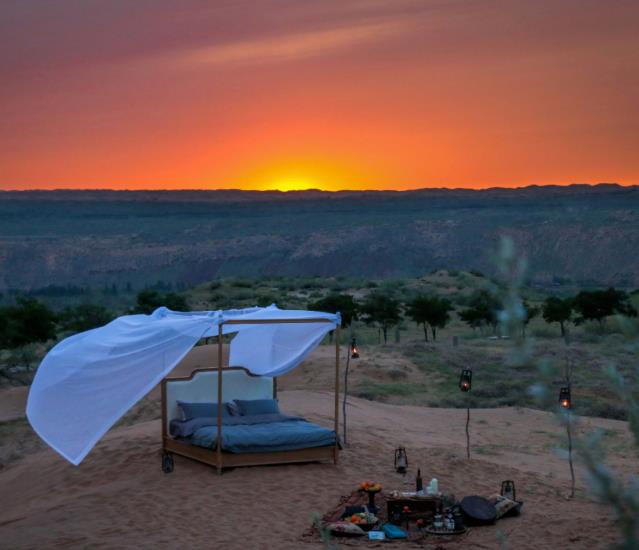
[359,481,382,492]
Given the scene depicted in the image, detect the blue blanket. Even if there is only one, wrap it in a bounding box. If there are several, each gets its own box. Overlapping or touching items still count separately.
[172,414,336,453]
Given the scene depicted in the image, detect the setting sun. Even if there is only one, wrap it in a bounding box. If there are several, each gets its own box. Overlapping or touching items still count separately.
[266,176,316,192]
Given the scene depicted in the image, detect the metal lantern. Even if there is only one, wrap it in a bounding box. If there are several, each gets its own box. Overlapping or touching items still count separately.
[500,480,516,501]
[394,446,408,473]
[559,386,571,409]
[350,337,360,359]
[459,369,472,392]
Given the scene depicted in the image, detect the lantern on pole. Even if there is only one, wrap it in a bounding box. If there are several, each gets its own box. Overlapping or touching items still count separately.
[350,337,359,359]
[459,369,472,392]
[559,386,571,409]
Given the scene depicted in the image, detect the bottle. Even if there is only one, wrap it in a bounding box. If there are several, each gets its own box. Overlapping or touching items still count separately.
[433,511,443,530]
[445,510,455,530]
[416,468,423,493]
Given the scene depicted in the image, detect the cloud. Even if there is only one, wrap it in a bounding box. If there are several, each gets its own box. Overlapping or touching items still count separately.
[167,18,412,68]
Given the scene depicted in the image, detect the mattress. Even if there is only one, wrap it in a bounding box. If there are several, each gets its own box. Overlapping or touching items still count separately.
[192,420,336,453]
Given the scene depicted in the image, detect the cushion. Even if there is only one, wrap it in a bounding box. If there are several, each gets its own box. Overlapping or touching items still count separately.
[226,401,242,416]
[460,496,497,525]
[325,522,366,537]
[381,523,407,539]
[233,398,280,416]
[177,401,231,420]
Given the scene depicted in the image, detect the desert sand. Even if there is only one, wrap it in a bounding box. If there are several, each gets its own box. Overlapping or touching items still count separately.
[0,345,635,549]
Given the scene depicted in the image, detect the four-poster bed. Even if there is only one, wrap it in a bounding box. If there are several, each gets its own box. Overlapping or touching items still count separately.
[26,305,342,472]
[161,318,341,474]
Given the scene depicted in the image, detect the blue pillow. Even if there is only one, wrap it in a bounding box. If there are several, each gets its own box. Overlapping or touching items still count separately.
[234,398,280,416]
[177,401,231,420]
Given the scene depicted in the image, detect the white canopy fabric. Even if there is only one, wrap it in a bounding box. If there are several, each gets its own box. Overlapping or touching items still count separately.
[26,305,339,466]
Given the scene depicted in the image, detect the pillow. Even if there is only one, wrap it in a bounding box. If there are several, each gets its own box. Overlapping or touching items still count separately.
[177,401,231,420]
[233,398,280,416]
[325,522,366,537]
[227,401,242,416]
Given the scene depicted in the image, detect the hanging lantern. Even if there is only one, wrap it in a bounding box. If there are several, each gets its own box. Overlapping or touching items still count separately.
[459,369,472,392]
[394,446,408,473]
[350,337,360,359]
[559,386,571,409]
[500,480,516,501]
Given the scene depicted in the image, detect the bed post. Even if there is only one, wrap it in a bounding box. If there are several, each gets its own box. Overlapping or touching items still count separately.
[334,324,340,464]
[161,379,167,445]
[216,321,224,475]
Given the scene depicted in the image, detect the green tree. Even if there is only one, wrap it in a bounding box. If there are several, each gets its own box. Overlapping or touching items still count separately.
[459,289,500,333]
[406,294,453,341]
[308,293,358,329]
[0,298,57,348]
[309,293,359,343]
[573,288,637,328]
[58,304,114,333]
[542,296,573,337]
[134,290,189,314]
[521,300,540,337]
[360,293,401,344]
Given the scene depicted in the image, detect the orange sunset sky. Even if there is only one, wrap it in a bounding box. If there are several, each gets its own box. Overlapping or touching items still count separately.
[1,0,638,191]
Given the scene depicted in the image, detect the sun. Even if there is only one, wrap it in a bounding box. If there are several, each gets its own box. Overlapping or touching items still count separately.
[267,176,317,192]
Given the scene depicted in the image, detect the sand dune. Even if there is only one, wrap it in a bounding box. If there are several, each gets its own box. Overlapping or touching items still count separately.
[1,383,634,549]
[1,345,636,548]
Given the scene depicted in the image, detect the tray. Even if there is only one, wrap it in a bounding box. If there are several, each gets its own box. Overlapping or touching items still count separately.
[424,525,467,536]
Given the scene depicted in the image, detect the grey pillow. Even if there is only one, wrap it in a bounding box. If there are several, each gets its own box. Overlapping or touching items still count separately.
[227,401,242,416]
[177,401,231,420]
[233,398,280,416]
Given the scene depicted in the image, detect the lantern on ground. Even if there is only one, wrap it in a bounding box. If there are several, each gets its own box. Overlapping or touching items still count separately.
[500,480,516,501]
[559,386,571,409]
[350,337,359,359]
[394,446,408,473]
[459,369,472,392]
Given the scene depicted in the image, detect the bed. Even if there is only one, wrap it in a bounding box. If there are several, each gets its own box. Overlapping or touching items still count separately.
[161,363,339,473]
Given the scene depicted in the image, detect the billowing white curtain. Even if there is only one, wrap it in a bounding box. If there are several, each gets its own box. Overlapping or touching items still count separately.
[27,305,339,465]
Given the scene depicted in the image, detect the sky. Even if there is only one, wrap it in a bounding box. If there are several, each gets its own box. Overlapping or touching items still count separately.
[1,0,638,191]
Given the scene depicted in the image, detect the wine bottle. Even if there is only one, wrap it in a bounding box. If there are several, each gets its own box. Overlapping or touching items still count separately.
[416,468,423,492]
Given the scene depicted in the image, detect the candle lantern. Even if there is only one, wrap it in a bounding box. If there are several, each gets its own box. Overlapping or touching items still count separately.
[559,386,571,409]
[500,480,516,501]
[350,337,360,359]
[459,369,472,392]
[394,446,408,473]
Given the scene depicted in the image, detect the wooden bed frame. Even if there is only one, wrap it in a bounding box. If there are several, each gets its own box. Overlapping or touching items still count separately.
[161,318,340,474]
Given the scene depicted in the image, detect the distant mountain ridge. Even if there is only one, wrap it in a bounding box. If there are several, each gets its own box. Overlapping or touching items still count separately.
[1,184,638,290]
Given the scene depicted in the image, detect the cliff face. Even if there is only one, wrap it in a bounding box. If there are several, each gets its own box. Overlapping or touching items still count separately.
[1,185,638,290]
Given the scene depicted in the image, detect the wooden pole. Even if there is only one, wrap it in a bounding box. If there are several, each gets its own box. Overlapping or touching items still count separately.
[342,352,350,446]
[334,326,340,464]
[465,406,471,460]
[217,322,223,475]
[567,410,575,498]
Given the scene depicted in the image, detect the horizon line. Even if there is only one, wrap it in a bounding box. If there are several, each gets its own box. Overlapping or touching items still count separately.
[0,182,636,193]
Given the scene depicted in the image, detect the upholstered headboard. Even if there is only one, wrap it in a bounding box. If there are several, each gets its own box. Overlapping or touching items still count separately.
[163,368,274,436]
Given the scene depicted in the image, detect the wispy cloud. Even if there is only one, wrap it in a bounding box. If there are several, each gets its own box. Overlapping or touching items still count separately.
[169,18,412,68]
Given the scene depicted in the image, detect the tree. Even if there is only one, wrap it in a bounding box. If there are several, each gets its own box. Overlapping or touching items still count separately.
[542,296,573,337]
[573,288,637,328]
[134,290,189,314]
[58,304,114,333]
[360,293,401,344]
[459,289,500,333]
[521,300,540,337]
[308,293,359,343]
[0,298,57,348]
[406,294,453,341]
[308,293,358,329]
